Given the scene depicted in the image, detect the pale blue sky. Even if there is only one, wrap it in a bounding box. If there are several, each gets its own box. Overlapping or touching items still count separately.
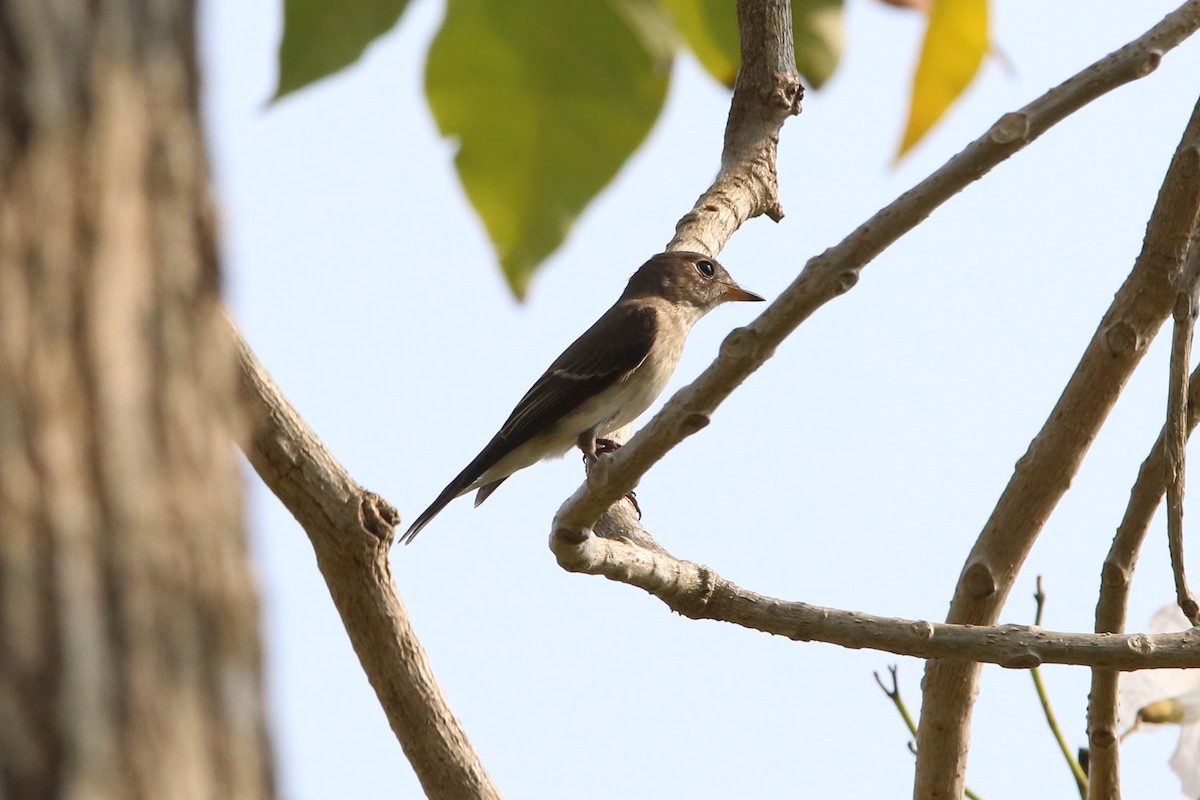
[202,2,1200,797]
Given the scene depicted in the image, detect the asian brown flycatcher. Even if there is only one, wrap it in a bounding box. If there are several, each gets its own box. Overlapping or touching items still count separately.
[403,251,763,543]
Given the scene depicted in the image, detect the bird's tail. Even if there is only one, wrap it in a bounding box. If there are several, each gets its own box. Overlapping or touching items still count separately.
[401,439,506,544]
[400,480,465,544]
[473,477,507,507]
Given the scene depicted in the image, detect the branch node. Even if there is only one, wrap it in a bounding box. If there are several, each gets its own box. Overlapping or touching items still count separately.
[990,112,1031,145]
[836,270,860,294]
[697,564,718,608]
[1099,559,1130,589]
[962,561,997,598]
[1103,320,1140,356]
[909,620,935,640]
[720,325,764,364]
[361,492,400,544]
[1002,651,1042,669]
[771,72,804,114]
[1173,287,1198,318]
[680,412,711,437]
[1182,596,1200,625]
[1126,633,1152,655]
[553,525,590,548]
[1138,49,1164,76]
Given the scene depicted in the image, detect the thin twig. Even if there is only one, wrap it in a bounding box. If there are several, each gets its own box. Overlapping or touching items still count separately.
[875,665,920,739]
[1166,226,1200,625]
[1029,579,1088,798]
[230,320,501,800]
[1088,355,1200,800]
[874,667,983,800]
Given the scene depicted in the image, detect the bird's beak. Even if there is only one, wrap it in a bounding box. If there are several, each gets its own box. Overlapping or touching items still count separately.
[722,283,765,303]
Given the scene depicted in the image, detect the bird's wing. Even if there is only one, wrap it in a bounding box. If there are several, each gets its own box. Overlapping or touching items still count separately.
[495,302,658,446]
[401,303,657,544]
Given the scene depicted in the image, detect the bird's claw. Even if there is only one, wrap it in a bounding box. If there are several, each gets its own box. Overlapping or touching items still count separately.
[582,437,622,464]
[578,440,641,517]
[625,489,641,519]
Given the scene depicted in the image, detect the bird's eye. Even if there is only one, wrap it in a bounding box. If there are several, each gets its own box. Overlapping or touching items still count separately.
[695,259,716,278]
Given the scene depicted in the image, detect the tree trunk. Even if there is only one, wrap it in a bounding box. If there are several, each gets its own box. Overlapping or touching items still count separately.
[0,1,273,797]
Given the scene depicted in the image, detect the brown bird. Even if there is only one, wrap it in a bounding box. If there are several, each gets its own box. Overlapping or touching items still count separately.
[403,251,763,543]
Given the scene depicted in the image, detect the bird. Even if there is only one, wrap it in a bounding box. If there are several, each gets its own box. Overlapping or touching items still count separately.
[402,251,764,543]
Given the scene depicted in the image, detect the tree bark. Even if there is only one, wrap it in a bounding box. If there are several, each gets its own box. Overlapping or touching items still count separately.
[0,1,273,798]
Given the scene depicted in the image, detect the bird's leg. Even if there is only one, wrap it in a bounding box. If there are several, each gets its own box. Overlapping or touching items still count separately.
[578,429,600,463]
[578,432,621,463]
[578,432,640,518]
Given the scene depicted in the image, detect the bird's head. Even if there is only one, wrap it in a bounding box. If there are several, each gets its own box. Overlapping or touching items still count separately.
[621,251,764,311]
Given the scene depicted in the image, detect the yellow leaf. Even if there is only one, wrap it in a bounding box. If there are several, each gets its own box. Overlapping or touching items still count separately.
[897,0,988,158]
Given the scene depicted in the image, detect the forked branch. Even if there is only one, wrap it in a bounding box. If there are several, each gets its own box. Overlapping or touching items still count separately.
[553,3,1200,552]
[917,34,1200,800]
[1165,225,1200,625]
[232,323,500,800]
[1088,356,1200,799]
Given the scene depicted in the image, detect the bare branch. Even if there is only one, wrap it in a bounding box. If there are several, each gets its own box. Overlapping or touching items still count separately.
[1166,225,1200,624]
[875,667,983,800]
[548,533,1200,669]
[560,0,801,547]
[231,322,501,800]
[553,2,1200,549]
[667,0,803,256]
[917,47,1200,800]
[1087,311,1200,800]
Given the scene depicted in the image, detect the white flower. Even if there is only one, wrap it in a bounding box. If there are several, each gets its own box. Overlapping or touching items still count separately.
[1120,603,1200,797]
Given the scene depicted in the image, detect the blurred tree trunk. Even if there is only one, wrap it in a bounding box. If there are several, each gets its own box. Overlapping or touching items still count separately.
[0,2,273,798]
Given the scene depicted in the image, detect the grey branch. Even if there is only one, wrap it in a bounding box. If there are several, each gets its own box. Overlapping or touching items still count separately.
[554,4,1200,544]
[1166,221,1200,625]
[917,14,1200,800]
[231,322,501,800]
[667,0,803,257]
[1088,352,1200,798]
[541,4,1200,799]
[1084,153,1200,798]
[549,534,1200,669]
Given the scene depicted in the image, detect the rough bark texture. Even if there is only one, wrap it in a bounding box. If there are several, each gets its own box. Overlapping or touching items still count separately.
[234,327,501,800]
[0,2,273,798]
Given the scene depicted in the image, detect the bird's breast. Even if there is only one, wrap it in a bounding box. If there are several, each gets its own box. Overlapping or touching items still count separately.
[600,324,688,435]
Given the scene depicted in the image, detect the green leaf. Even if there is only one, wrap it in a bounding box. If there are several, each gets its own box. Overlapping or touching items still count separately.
[661,0,739,87]
[793,0,843,90]
[898,0,989,158]
[426,0,671,298]
[661,0,843,90]
[610,0,681,66]
[275,0,411,100]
